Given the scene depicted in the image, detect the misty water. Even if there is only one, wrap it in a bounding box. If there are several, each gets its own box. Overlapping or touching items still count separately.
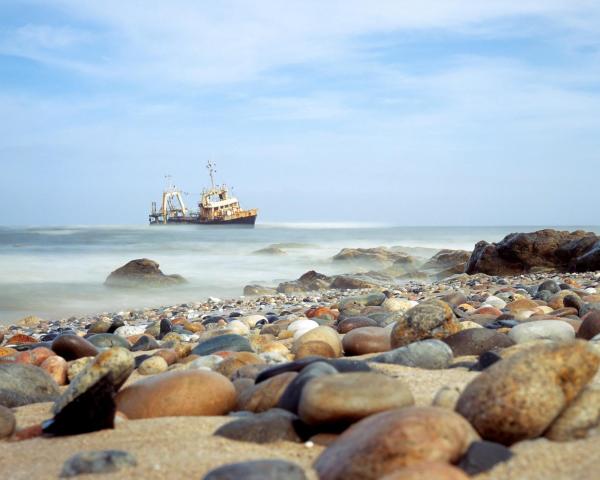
[1,223,599,325]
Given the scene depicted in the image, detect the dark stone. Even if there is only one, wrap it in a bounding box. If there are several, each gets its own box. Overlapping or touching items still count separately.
[255,357,369,384]
[203,460,307,480]
[107,318,125,334]
[60,450,137,477]
[87,333,131,350]
[458,441,513,475]
[370,339,453,369]
[564,294,584,312]
[277,362,338,414]
[443,329,514,356]
[158,319,172,339]
[52,335,99,361]
[538,280,561,294]
[131,335,159,352]
[577,311,600,340]
[214,408,302,443]
[466,229,600,275]
[134,354,152,368]
[337,316,378,334]
[474,351,503,371]
[104,258,186,288]
[191,334,253,356]
[0,363,60,407]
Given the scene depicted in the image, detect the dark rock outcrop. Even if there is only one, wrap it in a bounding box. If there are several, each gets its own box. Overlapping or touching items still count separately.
[465,230,600,276]
[104,259,186,288]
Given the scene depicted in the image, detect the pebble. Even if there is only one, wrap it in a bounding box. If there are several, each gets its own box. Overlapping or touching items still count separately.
[41,355,68,385]
[214,408,301,443]
[292,326,342,358]
[67,356,94,381]
[113,325,146,337]
[508,320,575,343]
[390,299,459,348]
[60,450,137,477]
[456,340,599,445]
[442,328,514,356]
[203,460,307,480]
[370,339,453,369]
[576,311,600,339]
[545,385,600,441]
[314,407,478,480]
[0,363,60,407]
[191,334,253,356]
[341,327,391,356]
[237,371,298,412]
[44,347,134,436]
[138,355,168,375]
[0,404,16,438]
[337,316,378,333]
[51,335,99,361]
[87,333,131,350]
[457,441,513,475]
[130,334,160,351]
[298,372,414,426]
[278,361,338,414]
[116,370,236,419]
[379,462,469,480]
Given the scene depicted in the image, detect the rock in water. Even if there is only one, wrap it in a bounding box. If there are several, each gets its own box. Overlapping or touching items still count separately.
[314,407,477,480]
[455,340,599,445]
[115,370,236,419]
[104,258,186,287]
[0,363,60,408]
[203,460,307,480]
[390,299,459,348]
[42,347,134,436]
[60,450,137,477]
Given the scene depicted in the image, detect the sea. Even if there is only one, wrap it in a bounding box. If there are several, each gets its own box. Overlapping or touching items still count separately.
[1,224,599,325]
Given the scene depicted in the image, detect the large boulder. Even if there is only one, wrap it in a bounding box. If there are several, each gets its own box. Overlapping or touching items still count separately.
[422,249,471,277]
[104,258,186,288]
[465,229,600,275]
[332,247,410,266]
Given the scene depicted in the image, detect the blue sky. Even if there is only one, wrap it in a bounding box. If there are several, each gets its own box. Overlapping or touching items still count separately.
[1,1,599,225]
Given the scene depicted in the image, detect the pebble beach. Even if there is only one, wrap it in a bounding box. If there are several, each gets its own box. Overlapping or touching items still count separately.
[2,229,600,479]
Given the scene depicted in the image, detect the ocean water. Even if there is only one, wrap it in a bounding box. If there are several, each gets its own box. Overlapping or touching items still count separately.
[1,224,598,325]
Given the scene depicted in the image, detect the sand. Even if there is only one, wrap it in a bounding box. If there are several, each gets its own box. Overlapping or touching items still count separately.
[3,364,599,480]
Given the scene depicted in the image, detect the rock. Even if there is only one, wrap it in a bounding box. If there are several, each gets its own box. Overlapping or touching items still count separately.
[104,258,186,287]
[51,335,99,361]
[538,279,561,294]
[138,356,168,375]
[577,311,600,340]
[306,307,338,321]
[237,372,297,412]
[482,295,507,309]
[243,285,278,296]
[0,363,60,407]
[17,315,44,328]
[4,333,37,345]
[293,326,342,358]
[508,320,575,343]
[465,229,600,275]
[15,346,55,366]
[116,370,236,419]
[332,247,408,265]
[41,355,68,385]
[575,241,600,272]
[216,352,265,378]
[113,325,146,338]
[457,441,513,475]
[192,334,253,356]
[298,372,414,426]
[43,347,134,436]
[545,385,600,441]
[87,319,111,334]
[390,299,459,348]
[278,361,338,414]
[337,316,378,333]
[422,249,471,274]
[60,450,137,477]
[379,462,469,480]
[87,333,131,350]
[370,339,453,369]
[253,246,287,255]
[0,404,16,438]
[341,326,391,356]
[214,408,301,443]
[203,460,307,480]
[442,329,514,356]
[456,340,600,445]
[330,275,378,290]
[314,407,478,480]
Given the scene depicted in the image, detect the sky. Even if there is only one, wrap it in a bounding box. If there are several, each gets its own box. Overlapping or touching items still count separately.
[1,1,599,225]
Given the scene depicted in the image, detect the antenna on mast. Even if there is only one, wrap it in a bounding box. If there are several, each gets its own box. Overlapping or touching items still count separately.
[206,160,216,189]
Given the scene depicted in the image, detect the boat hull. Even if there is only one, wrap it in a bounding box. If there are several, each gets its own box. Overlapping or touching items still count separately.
[150,214,257,226]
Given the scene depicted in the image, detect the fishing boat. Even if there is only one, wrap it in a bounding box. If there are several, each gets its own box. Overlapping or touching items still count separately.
[149,161,258,226]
